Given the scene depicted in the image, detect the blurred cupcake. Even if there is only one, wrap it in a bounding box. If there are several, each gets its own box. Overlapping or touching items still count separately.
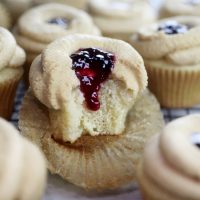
[4,0,89,24]
[0,27,25,119]
[161,0,200,18]
[88,0,156,41]
[0,117,46,200]
[138,114,200,200]
[33,0,89,9]
[14,3,100,87]
[130,16,200,108]
[19,34,164,190]
[3,0,33,23]
[0,2,11,29]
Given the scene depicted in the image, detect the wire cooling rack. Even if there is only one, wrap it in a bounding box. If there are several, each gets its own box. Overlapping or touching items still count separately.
[11,83,200,125]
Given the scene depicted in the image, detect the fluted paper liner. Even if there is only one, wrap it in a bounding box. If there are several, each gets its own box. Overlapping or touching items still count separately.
[146,65,200,108]
[19,89,164,190]
[0,69,23,119]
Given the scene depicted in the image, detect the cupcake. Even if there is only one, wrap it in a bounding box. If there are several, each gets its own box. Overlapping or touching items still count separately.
[0,2,11,29]
[19,34,164,190]
[138,114,200,200]
[33,0,89,9]
[130,16,200,108]
[4,0,33,21]
[4,0,89,23]
[88,0,156,41]
[0,27,25,119]
[160,0,200,18]
[14,3,100,87]
[0,117,46,200]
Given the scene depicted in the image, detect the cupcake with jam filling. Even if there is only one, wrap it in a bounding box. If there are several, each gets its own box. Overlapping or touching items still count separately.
[19,34,164,190]
[138,114,200,200]
[160,0,200,18]
[14,3,100,87]
[88,0,156,41]
[130,16,200,108]
[0,3,11,29]
[0,27,25,119]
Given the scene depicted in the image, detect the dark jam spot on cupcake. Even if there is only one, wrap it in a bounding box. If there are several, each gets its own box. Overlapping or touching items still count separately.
[191,132,200,148]
[185,0,200,5]
[47,17,69,28]
[70,48,115,111]
[158,21,188,35]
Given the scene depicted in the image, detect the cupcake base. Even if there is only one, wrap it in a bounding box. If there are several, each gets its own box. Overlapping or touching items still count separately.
[146,64,200,108]
[19,89,164,190]
[0,68,23,119]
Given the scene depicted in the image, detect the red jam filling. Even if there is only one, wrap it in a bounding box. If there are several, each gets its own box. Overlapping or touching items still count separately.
[70,48,115,111]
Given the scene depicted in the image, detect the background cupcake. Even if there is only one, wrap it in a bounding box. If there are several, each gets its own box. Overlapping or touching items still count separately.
[0,118,46,200]
[0,2,11,29]
[130,16,200,108]
[138,114,200,200]
[0,27,25,119]
[88,0,156,41]
[160,0,200,18]
[14,3,100,86]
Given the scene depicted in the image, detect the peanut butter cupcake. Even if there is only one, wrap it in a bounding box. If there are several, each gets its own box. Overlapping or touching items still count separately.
[4,0,33,23]
[19,34,164,190]
[0,117,46,200]
[88,0,156,41]
[33,0,89,9]
[130,16,200,108]
[161,0,200,18]
[14,3,100,87]
[0,27,25,119]
[0,2,11,29]
[138,114,200,200]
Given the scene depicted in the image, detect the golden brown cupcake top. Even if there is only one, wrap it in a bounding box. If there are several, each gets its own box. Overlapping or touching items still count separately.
[130,16,200,67]
[14,3,100,62]
[0,27,25,72]
[161,0,200,18]
[30,34,147,142]
[142,114,200,199]
[0,118,46,200]
[89,0,155,34]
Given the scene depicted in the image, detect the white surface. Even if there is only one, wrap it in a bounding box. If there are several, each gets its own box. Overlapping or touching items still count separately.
[44,174,142,200]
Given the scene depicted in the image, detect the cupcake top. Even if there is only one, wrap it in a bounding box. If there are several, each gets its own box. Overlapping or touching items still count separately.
[33,0,89,9]
[0,3,11,29]
[14,3,100,62]
[161,0,200,17]
[88,0,155,34]
[30,34,147,142]
[0,118,46,200]
[130,16,200,67]
[142,114,200,199]
[0,27,26,72]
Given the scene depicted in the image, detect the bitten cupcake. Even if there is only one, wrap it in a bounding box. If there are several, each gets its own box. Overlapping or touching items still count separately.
[0,118,46,200]
[138,114,200,200]
[0,27,25,119]
[130,16,200,108]
[19,34,164,190]
[160,0,200,18]
[0,2,11,29]
[88,0,156,41]
[14,3,100,87]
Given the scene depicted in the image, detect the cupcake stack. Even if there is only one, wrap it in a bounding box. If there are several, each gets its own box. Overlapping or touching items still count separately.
[0,0,200,200]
